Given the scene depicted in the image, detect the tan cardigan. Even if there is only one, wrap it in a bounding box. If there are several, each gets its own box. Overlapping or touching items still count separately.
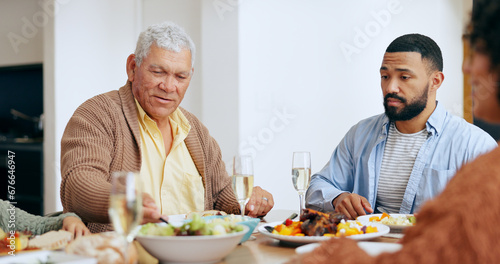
[291,145,500,264]
[60,83,239,233]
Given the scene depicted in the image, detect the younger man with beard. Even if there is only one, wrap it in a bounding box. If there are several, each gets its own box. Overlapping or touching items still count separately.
[305,34,497,219]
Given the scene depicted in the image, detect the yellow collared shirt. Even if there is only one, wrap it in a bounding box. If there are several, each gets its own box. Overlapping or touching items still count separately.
[135,100,204,215]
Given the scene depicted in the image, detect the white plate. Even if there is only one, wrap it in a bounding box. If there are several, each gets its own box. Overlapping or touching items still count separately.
[356,214,414,232]
[0,250,97,264]
[358,242,402,256]
[295,243,321,254]
[295,241,402,256]
[166,214,187,223]
[136,225,248,263]
[258,221,390,244]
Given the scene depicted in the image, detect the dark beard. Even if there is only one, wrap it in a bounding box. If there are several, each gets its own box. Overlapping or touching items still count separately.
[384,85,429,121]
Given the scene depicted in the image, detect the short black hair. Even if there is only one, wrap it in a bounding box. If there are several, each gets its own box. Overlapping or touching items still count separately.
[386,33,443,72]
[466,0,500,103]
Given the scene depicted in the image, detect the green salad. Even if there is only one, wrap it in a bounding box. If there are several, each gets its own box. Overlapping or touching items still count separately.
[138,213,244,236]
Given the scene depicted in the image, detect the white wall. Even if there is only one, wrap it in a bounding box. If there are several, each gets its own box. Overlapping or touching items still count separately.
[201,0,241,168]
[44,0,141,212]
[0,0,43,67]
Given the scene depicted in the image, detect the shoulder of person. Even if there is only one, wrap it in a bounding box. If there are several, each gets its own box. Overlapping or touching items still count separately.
[344,113,387,138]
[179,107,207,132]
[443,114,496,142]
[69,90,124,124]
[78,90,121,111]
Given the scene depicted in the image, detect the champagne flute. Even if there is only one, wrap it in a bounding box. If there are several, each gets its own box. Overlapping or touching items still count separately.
[232,155,254,217]
[108,171,142,263]
[292,152,311,214]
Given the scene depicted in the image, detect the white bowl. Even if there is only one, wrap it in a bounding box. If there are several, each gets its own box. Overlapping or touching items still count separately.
[136,225,249,263]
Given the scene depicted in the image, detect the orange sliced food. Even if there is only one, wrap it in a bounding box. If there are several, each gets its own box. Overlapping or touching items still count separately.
[380,212,390,220]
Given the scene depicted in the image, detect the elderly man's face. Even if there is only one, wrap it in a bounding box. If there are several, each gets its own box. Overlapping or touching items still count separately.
[127,44,193,124]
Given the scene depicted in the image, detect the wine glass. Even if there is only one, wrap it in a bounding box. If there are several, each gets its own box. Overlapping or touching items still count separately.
[108,171,143,263]
[292,152,311,214]
[231,155,254,217]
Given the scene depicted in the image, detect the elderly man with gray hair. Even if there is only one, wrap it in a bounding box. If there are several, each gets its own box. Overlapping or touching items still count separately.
[60,21,274,233]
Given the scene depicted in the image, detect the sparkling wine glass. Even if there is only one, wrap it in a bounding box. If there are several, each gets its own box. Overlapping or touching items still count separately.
[108,171,142,263]
[232,155,254,217]
[292,152,311,214]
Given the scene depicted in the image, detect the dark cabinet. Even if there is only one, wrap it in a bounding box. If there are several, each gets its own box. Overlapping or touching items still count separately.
[0,142,44,215]
[0,63,44,215]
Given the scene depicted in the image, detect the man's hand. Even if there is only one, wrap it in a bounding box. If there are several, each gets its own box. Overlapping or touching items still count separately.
[333,193,373,220]
[141,192,167,224]
[62,216,90,239]
[245,186,274,217]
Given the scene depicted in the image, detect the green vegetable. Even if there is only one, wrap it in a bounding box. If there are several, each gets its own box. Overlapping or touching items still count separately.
[189,213,205,233]
[138,213,244,237]
[408,215,417,224]
[139,223,175,236]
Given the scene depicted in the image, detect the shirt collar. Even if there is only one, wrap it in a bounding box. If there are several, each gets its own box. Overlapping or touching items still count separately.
[135,99,150,125]
[134,99,191,137]
[425,101,446,136]
[169,107,191,138]
[381,101,446,137]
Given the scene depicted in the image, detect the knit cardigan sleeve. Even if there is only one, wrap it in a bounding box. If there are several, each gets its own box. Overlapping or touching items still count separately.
[0,200,80,236]
[60,94,120,224]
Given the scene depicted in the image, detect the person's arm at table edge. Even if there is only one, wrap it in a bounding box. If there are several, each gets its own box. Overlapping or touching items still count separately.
[305,135,356,212]
[60,97,118,223]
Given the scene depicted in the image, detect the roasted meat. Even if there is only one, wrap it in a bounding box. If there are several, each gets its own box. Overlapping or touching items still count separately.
[300,209,347,236]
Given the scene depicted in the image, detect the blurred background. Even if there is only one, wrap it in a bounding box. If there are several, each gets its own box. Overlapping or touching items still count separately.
[2,0,494,214]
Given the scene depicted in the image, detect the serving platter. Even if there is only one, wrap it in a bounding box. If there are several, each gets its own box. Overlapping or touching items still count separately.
[357,214,415,233]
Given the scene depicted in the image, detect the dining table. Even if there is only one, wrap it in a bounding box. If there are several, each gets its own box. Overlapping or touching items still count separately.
[136,209,401,264]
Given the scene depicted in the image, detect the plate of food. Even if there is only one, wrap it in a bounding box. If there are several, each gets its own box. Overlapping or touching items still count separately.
[0,229,73,256]
[356,213,416,232]
[135,213,248,263]
[258,209,390,244]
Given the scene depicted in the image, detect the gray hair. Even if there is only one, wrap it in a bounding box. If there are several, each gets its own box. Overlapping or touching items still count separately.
[134,21,196,68]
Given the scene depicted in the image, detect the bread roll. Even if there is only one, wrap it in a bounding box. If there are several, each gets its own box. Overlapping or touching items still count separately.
[65,232,137,264]
[27,230,72,250]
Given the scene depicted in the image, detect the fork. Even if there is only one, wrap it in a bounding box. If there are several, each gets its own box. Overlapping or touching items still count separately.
[377,207,389,214]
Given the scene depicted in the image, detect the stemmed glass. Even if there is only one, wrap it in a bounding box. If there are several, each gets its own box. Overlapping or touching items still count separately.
[108,171,143,263]
[231,155,254,216]
[292,152,311,214]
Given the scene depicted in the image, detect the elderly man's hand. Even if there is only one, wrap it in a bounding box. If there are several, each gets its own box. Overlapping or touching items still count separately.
[141,192,168,224]
[245,186,274,217]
